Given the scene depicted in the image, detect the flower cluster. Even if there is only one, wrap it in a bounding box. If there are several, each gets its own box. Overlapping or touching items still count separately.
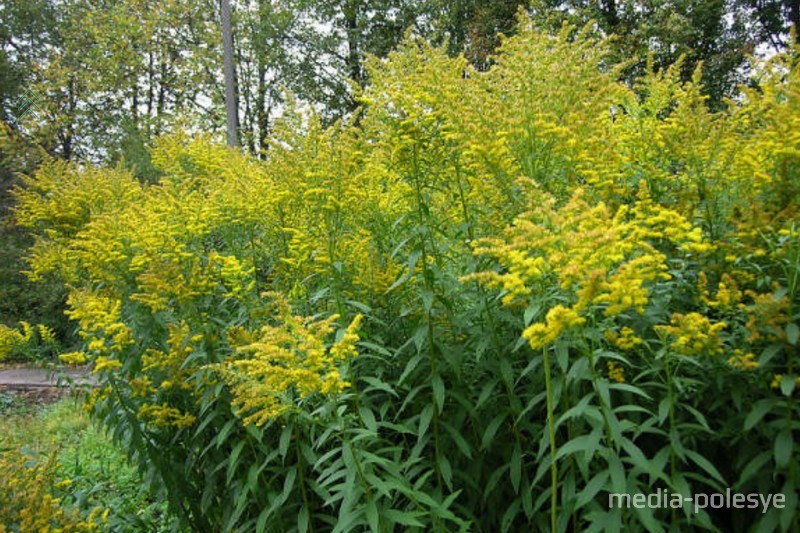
[213,296,363,426]
[468,184,709,351]
[523,305,586,350]
[607,361,626,383]
[728,350,759,371]
[66,290,133,355]
[656,312,727,356]
[605,327,643,351]
[0,321,57,360]
[0,446,107,532]
[137,403,196,429]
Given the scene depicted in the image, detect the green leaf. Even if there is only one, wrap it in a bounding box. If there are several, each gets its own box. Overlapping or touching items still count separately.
[780,374,797,396]
[298,506,310,533]
[566,357,590,384]
[786,323,799,346]
[684,448,726,485]
[744,399,777,430]
[735,450,771,488]
[608,382,652,400]
[683,404,711,433]
[361,376,399,397]
[365,499,379,532]
[575,470,609,509]
[632,505,665,533]
[510,442,522,493]
[346,299,372,314]
[621,438,663,482]
[421,289,434,312]
[501,498,521,533]
[481,413,507,450]
[555,342,569,372]
[774,428,794,469]
[398,354,423,386]
[432,374,445,414]
[359,406,378,433]
[500,358,514,390]
[780,480,798,531]
[281,468,296,503]
[227,440,246,484]
[216,418,237,448]
[442,420,473,459]
[584,509,622,533]
[524,302,541,326]
[382,509,424,527]
[256,507,269,533]
[419,404,434,438]
[247,463,260,494]
[758,343,783,366]
[228,484,250,528]
[556,393,595,429]
[279,425,292,461]
[487,464,510,496]
[476,380,497,409]
[358,341,392,357]
[596,378,611,410]
[439,454,453,491]
[555,431,601,461]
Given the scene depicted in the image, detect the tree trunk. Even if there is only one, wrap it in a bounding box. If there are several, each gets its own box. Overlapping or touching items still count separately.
[156,55,167,136]
[790,0,800,43]
[256,0,270,156]
[344,1,361,86]
[61,76,76,160]
[221,0,239,147]
[147,50,154,119]
[601,0,620,31]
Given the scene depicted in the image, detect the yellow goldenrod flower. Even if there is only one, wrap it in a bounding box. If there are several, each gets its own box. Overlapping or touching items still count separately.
[523,305,585,350]
[93,356,122,373]
[727,350,759,371]
[655,312,727,356]
[58,351,87,365]
[607,361,626,383]
[211,296,362,426]
[605,327,643,351]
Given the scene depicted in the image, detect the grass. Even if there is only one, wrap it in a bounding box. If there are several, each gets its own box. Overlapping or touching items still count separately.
[0,389,179,532]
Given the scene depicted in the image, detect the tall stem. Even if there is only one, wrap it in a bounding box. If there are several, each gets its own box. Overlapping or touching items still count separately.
[542,346,558,533]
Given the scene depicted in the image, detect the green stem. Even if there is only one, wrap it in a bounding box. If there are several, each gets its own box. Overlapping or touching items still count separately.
[664,353,678,525]
[411,141,443,492]
[542,346,558,533]
[295,440,315,533]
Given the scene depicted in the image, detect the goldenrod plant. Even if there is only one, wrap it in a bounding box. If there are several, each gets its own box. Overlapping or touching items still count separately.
[13,15,800,532]
[0,321,58,361]
[0,447,107,532]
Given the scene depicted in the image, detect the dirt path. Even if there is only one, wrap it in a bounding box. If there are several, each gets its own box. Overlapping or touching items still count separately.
[0,366,96,388]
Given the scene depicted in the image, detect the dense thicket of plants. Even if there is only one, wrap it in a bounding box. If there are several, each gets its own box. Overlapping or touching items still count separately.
[0,396,176,531]
[14,18,800,531]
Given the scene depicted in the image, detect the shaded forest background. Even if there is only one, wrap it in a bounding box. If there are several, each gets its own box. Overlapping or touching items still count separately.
[0,0,799,338]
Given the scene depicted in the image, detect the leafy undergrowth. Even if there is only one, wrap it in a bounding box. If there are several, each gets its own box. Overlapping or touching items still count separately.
[0,393,179,532]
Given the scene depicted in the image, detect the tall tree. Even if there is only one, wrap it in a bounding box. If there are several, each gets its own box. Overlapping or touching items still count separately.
[221,0,239,146]
[527,0,754,108]
[427,0,523,70]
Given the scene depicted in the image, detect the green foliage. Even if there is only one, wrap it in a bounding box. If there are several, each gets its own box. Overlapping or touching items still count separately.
[0,397,177,531]
[13,16,800,532]
[0,223,70,344]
